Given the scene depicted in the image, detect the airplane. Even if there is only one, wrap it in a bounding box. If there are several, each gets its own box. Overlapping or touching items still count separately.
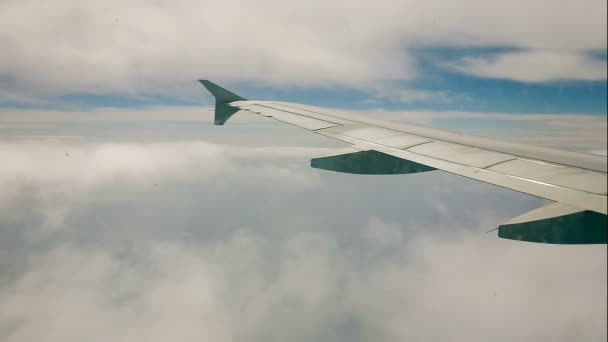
[199,80,607,244]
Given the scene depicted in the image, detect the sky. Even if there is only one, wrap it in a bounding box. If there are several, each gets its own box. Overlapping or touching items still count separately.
[0,1,607,341]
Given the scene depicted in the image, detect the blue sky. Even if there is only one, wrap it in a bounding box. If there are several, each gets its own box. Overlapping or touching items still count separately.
[231,48,608,114]
[2,47,605,115]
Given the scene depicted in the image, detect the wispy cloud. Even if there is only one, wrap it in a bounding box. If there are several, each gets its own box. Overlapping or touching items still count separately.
[1,106,605,152]
[443,50,607,82]
[369,88,470,105]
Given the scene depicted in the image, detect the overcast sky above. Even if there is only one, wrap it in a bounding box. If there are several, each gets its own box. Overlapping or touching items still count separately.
[0,1,606,341]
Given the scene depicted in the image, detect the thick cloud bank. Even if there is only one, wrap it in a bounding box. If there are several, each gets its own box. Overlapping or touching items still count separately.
[0,0,606,97]
[0,140,605,342]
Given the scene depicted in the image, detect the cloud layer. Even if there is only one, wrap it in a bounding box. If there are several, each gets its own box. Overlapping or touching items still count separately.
[2,105,605,151]
[0,0,606,97]
[0,138,606,342]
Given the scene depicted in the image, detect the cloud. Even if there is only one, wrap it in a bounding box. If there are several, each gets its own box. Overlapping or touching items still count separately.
[369,88,469,105]
[0,137,605,341]
[347,232,607,342]
[0,0,605,96]
[0,139,334,216]
[1,211,605,342]
[1,105,605,152]
[444,50,607,82]
[1,233,604,342]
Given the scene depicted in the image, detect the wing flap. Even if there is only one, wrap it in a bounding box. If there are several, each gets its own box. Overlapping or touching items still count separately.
[406,141,515,169]
[323,125,402,139]
[371,134,434,149]
[488,159,607,195]
[322,124,434,149]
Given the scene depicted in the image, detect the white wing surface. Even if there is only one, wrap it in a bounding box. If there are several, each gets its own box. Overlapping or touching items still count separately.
[200,80,607,244]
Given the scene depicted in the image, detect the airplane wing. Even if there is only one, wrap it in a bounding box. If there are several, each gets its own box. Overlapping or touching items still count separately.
[199,80,607,244]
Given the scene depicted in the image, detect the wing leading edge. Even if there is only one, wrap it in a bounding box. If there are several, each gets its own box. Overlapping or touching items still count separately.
[199,80,607,244]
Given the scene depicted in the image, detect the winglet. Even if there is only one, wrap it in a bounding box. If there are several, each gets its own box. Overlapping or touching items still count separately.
[198,80,246,125]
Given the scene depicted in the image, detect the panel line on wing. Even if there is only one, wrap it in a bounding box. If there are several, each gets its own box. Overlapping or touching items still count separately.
[482,158,519,169]
[265,102,354,125]
[253,103,351,126]
[238,104,340,131]
[399,140,436,149]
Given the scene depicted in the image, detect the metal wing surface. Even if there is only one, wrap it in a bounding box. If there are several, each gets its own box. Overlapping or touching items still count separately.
[199,80,607,244]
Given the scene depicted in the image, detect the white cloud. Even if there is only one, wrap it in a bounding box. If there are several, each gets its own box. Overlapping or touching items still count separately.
[0,140,338,233]
[0,137,604,341]
[0,0,605,95]
[1,105,605,151]
[371,88,466,104]
[0,224,605,342]
[444,50,607,82]
[347,233,607,341]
